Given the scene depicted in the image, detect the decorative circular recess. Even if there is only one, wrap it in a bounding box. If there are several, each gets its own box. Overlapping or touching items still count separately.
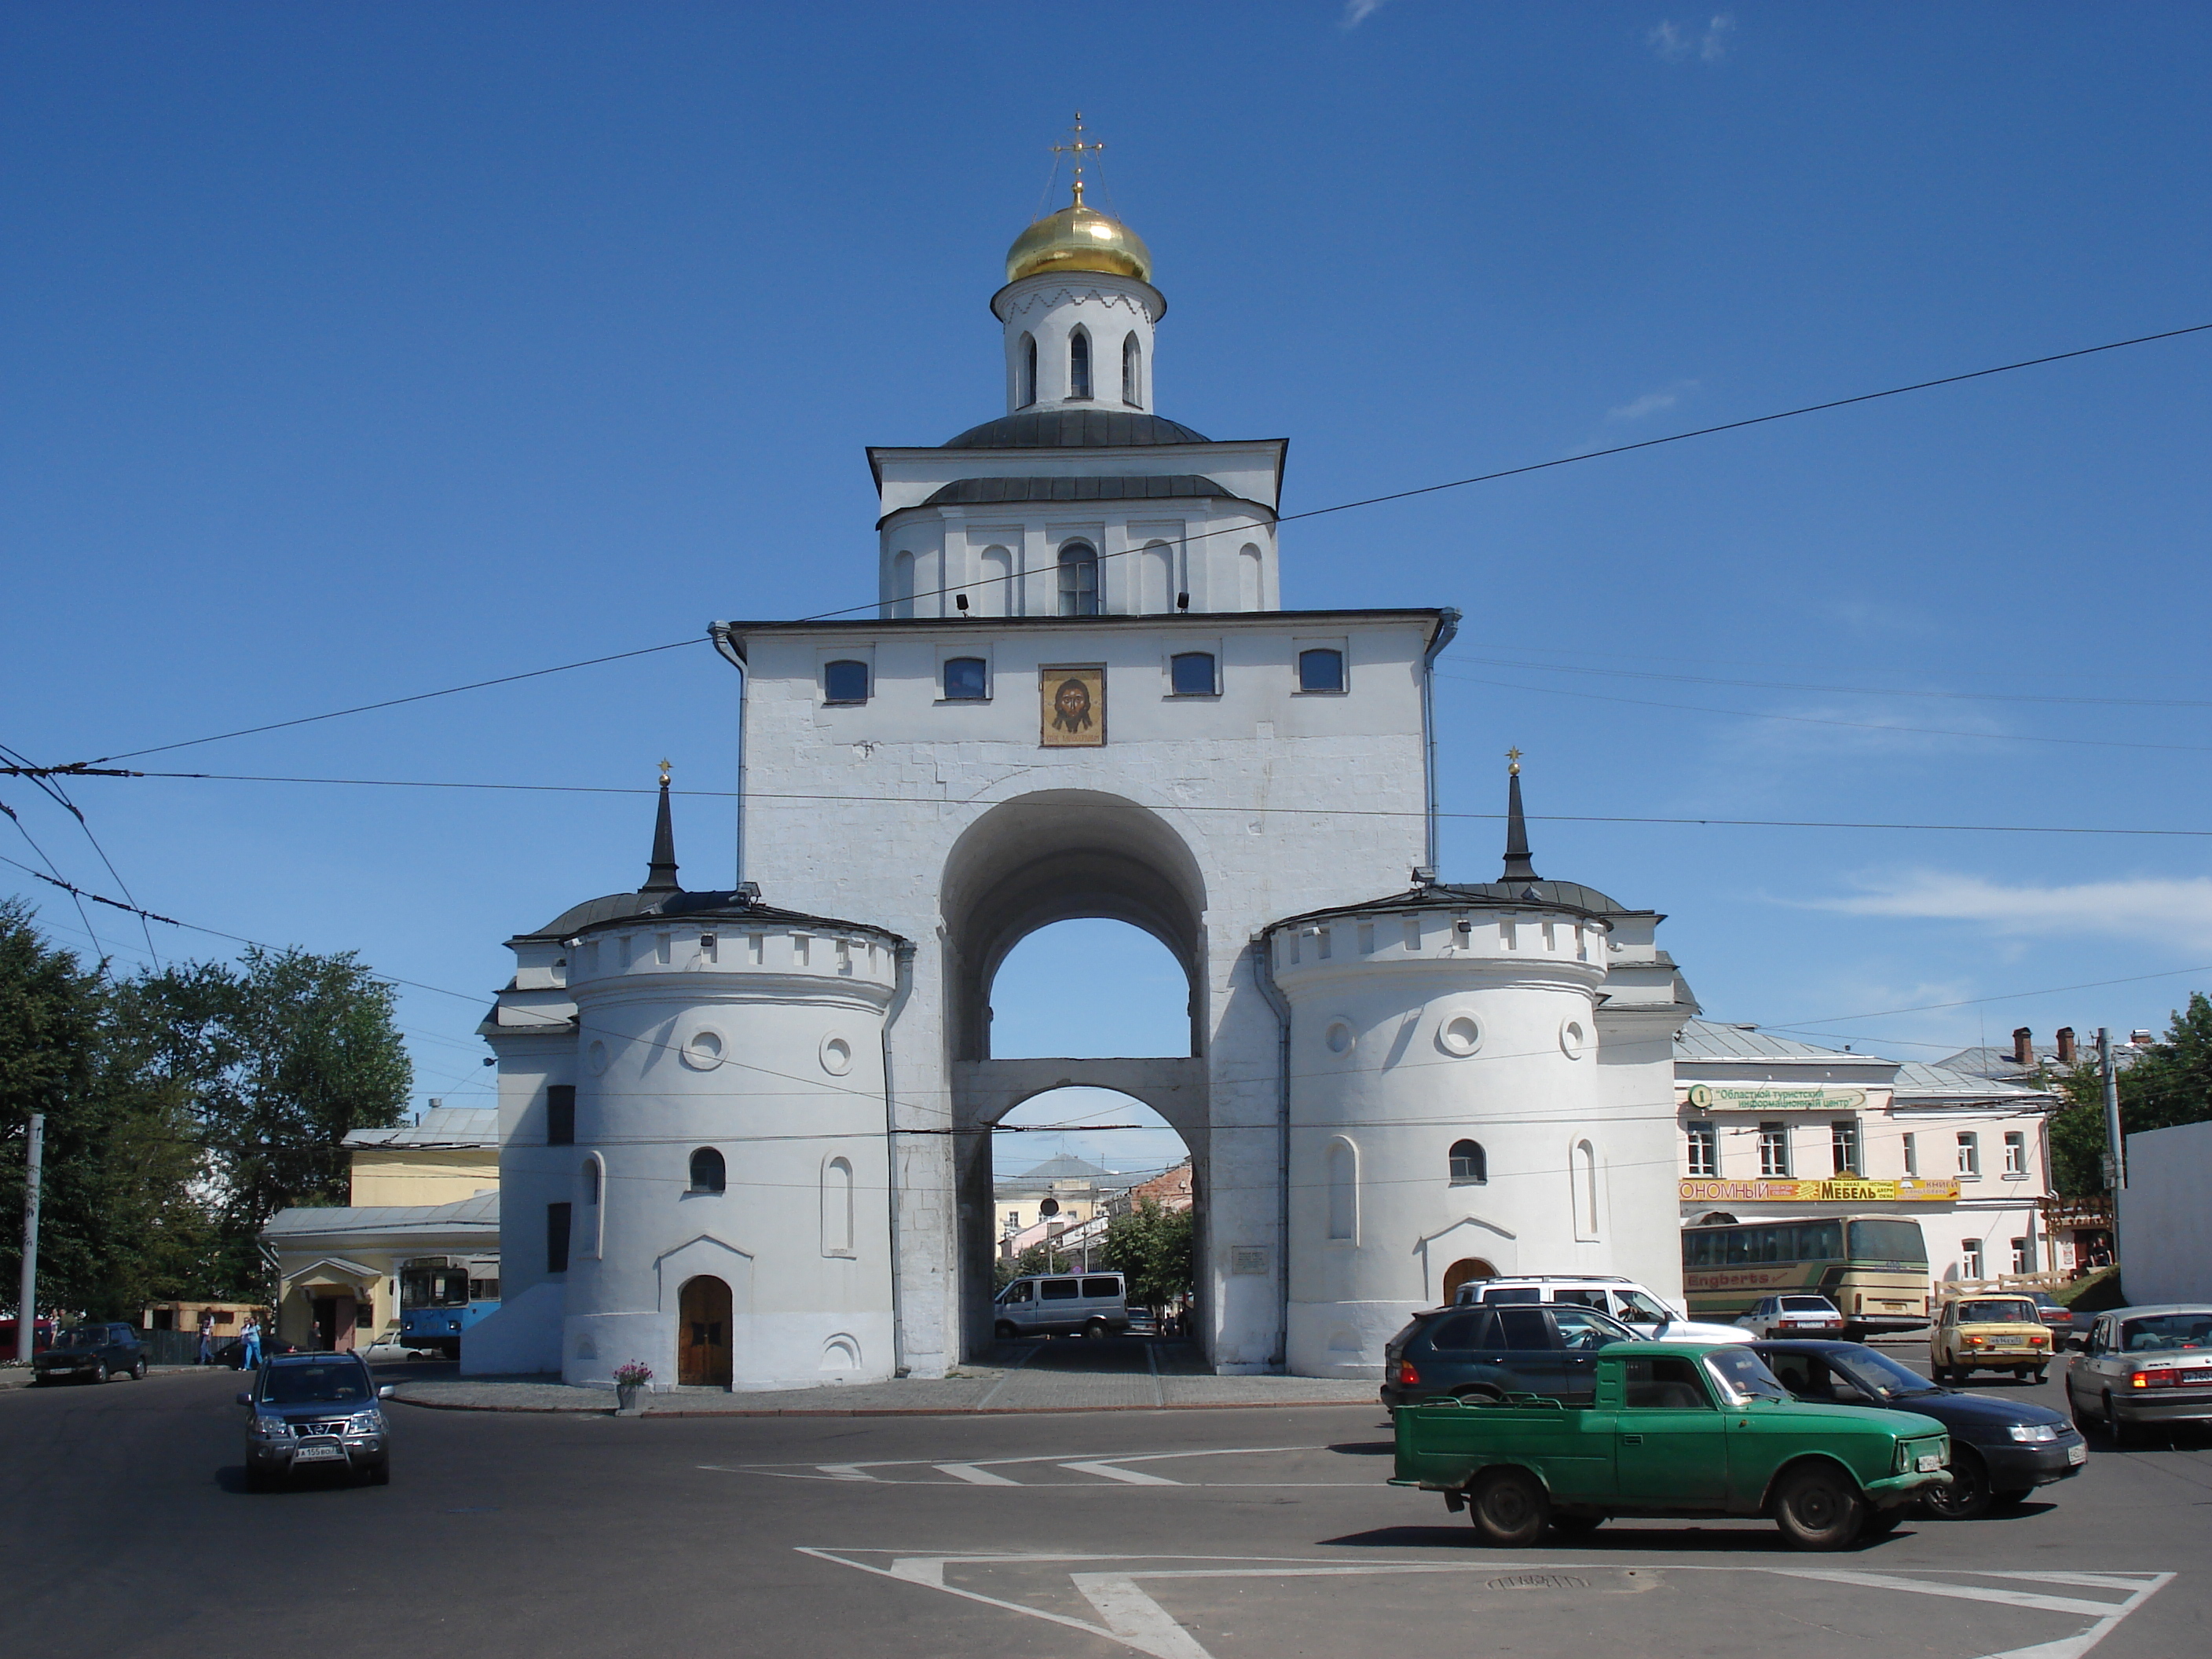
[1324,1019,1355,1057]
[681,1027,726,1071]
[1436,1013,1483,1057]
[585,1038,610,1076]
[819,1033,854,1076]
[1559,1017,1588,1060]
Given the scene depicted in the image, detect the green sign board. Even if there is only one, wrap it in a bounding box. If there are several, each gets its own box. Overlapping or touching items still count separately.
[1683,1083,1869,1112]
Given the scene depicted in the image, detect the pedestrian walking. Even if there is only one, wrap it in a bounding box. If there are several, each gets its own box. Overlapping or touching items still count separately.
[240,1316,262,1371]
[196,1314,214,1366]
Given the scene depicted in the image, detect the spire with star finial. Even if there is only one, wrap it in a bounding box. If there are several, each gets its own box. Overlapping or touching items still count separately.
[642,760,680,894]
[1500,749,1540,884]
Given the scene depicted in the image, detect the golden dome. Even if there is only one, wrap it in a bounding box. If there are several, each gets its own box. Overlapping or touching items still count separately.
[1005,200,1153,286]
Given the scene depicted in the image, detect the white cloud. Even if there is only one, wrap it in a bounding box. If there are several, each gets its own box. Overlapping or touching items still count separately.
[1607,379,1698,421]
[1648,14,1734,63]
[1342,0,1391,27]
[1806,870,2212,951]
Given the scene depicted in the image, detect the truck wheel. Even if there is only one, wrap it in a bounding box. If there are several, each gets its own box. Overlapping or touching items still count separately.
[1467,1469,1551,1548]
[1774,1465,1866,1551]
[1921,1448,1990,1520]
[1084,1320,1108,1339]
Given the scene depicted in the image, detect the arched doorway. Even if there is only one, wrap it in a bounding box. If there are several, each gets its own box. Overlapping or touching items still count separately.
[1441,1258,1496,1303]
[678,1276,732,1386]
[941,792,1210,1361]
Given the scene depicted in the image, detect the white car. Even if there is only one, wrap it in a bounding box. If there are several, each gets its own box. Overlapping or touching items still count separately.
[1452,1275,1751,1344]
[1736,1294,1847,1340]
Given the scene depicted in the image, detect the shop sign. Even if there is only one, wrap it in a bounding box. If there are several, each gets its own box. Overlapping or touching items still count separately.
[1683,1084,1868,1111]
[1678,1177,1961,1204]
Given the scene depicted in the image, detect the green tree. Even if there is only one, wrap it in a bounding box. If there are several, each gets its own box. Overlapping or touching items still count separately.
[1099,1199,1193,1310]
[128,946,411,1297]
[994,1239,1077,1289]
[2044,996,2212,1199]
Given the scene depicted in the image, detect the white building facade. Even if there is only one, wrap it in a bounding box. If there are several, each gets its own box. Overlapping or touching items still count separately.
[466,184,1697,1389]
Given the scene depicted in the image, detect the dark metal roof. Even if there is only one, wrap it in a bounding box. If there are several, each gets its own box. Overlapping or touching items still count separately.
[516,888,903,947]
[941,408,1212,449]
[916,474,1258,511]
[1267,880,1649,933]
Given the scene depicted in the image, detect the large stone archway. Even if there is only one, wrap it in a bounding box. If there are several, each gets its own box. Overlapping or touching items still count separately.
[940,791,1210,1360]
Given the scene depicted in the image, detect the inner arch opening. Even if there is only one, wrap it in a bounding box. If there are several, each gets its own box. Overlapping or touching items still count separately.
[989,919,1192,1059]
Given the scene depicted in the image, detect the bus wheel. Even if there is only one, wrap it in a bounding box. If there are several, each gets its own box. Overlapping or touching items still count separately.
[1468,1469,1550,1548]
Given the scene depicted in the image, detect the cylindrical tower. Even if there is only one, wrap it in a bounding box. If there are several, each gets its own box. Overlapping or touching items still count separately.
[556,900,904,1391]
[993,192,1164,416]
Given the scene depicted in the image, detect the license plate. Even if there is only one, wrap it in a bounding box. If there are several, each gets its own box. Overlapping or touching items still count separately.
[2067,1442,2087,1465]
[1916,1454,1943,1473]
[293,1444,343,1463]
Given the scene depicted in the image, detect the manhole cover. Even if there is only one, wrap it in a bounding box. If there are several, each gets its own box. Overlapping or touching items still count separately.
[1487,1573,1588,1591]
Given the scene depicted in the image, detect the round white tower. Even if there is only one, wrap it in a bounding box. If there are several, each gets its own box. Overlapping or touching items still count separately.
[993,189,1163,416]
[1265,767,1694,1378]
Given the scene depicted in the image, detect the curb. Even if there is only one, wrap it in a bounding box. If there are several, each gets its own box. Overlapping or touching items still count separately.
[390,1393,1383,1420]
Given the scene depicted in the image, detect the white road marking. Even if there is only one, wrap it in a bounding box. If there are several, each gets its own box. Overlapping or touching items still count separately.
[813,1463,877,1481]
[1072,1573,1213,1659]
[801,1551,2176,1659]
[1062,1460,1181,1485]
[933,1463,1020,1485]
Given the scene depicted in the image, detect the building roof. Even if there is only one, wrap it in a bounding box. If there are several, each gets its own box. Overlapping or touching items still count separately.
[1892,1060,2053,1104]
[342,1105,500,1150]
[940,408,1213,450]
[1675,1020,1875,1061]
[909,473,1268,516]
[515,886,900,948]
[262,1189,500,1243]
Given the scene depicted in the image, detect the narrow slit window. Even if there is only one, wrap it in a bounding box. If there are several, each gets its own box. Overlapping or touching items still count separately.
[1020,334,1037,407]
[545,1085,575,1147]
[1057,543,1099,616]
[1068,329,1091,399]
[689,1147,727,1194]
[1122,333,1141,405]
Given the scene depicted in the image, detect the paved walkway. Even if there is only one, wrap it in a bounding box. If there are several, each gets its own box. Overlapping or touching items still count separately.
[388,1339,1381,1416]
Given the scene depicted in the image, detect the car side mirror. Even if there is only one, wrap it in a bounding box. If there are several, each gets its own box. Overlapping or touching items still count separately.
[378,1385,394,1398]
[2067,1335,2086,1352]
[235,1392,253,1408]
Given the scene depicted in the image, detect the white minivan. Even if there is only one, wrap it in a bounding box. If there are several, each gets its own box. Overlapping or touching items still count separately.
[993,1272,1131,1339]
[1452,1275,1749,1344]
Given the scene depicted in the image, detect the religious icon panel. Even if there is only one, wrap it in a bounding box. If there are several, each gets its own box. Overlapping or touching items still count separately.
[1039,665,1106,747]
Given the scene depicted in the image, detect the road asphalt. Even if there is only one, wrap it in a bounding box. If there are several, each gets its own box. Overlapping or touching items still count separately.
[5,1346,2202,1658]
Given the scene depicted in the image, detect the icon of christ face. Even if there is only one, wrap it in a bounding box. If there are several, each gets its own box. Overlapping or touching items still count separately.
[1052,677,1093,734]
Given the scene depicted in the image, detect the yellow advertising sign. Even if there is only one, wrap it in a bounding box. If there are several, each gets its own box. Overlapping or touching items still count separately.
[1678,1177,1960,1204]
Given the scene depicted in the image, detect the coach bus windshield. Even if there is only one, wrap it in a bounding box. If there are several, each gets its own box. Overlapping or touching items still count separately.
[1847,1220,1929,1265]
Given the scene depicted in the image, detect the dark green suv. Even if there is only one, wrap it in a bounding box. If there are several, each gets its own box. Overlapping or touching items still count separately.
[1382,1302,1639,1408]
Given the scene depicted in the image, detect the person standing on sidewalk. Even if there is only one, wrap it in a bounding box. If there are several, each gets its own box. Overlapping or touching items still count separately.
[240,1316,262,1371]
[196,1313,214,1366]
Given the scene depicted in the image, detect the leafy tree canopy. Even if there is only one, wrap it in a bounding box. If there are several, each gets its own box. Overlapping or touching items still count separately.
[2047,993,2212,1198]
[1099,1199,1193,1310]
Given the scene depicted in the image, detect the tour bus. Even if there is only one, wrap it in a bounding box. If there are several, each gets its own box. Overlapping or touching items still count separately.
[398,1256,500,1357]
[1681,1214,1931,1337]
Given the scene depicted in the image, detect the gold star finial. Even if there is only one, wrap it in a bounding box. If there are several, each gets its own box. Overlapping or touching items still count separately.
[1052,112,1106,207]
[1506,746,1523,775]
[657,757,672,786]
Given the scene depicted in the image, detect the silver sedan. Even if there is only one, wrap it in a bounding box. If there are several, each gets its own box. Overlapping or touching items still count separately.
[2064,1304,2212,1445]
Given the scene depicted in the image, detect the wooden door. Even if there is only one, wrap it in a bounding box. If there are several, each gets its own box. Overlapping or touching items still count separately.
[678,1276,733,1386]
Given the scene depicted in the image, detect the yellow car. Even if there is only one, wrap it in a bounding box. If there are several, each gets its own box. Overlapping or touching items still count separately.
[1933,1295,2054,1383]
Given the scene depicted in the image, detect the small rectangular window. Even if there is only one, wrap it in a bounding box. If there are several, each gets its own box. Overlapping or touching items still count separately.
[823,659,870,704]
[1169,651,1218,697]
[2003,1130,2027,1174]
[1830,1119,1862,1177]
[1040,1279,1080,1301]
[1297,646,1345,694]
[546,1085,575,1147]
[943,656,988,700]
[1685,1122,1716,1177]
[1957,1131,1980,1177]
[1960,1238,1982,1279]
[1080,1276,1121,1298]
[2010,1236,2032,1274]
[1757,1121,1790,1177]
[1902,1131,1917,1177]
[546,1203,572,1275]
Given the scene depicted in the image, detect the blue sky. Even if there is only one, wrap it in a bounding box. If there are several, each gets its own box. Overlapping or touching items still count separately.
[5,3,2208,1171]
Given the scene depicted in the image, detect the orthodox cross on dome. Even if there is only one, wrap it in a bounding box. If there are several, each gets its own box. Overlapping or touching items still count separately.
[1052,112,1106,207]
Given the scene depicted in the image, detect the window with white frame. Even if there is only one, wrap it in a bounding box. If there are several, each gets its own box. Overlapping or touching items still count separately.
[1686,1122,1716,1177]
[2003,1130,2027,1176]
[1957,1131,1981,1177]
[1831,1119,1862,1177]
[1961,1238,1983,1279]
[1902,1131,1917,1177]
[2011,1236,2032,1274]
[1758,1121,1790,1177]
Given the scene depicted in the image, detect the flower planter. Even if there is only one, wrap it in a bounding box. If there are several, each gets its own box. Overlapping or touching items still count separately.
[614,1382,646,1416]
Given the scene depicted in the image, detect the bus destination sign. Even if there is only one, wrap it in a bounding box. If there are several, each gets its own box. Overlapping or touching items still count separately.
[1679,1177,1961,1203]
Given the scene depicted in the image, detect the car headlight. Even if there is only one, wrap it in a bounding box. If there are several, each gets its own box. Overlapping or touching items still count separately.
[253,1415,294,1439]
[345,1411,384,1435]
[2008,1423,2060,1443]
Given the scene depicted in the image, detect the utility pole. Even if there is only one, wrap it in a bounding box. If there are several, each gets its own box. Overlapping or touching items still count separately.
[16,1113,43,1363]
[2099,1028,2126,1261]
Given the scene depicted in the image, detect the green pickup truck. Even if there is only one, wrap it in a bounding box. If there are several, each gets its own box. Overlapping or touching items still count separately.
[1391,1341,1952,1551]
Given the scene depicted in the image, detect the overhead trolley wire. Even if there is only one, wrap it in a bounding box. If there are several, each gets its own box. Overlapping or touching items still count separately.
[46,320,2208,770]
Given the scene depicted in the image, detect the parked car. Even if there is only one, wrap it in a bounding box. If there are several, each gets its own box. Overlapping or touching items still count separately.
[1123,1306,1159,1337]
[2064,1305,2212,1445]
[1452,1275,1748,1343]
[1390,1340,1952,1550]
[1752,1339,2085,1518]
[31,1323,147,1384]
[2026,1292,2073,1334]
[991,1272,1130,1339]
[1931,1295,2055,1382]
[238,1353,394,1489]
[1382,1302,1640,1408]
[1738,1295,1846,1339]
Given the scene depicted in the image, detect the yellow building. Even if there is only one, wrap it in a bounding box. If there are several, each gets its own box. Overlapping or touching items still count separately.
[346,1105,501,1207]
